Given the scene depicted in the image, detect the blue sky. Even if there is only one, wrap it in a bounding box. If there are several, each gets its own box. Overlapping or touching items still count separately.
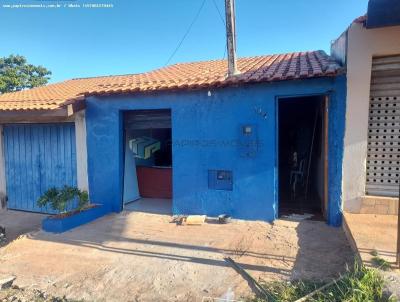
[0,0,368,83]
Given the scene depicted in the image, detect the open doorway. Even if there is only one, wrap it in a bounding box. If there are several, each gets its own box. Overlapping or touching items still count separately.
[278,96,328,219]
[123,109,172,214]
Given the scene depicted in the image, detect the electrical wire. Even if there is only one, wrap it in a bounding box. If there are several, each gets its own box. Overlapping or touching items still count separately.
[222,41,227,60]
[164,0,207,66]
[211,0,227,59]
[211,0,225,26]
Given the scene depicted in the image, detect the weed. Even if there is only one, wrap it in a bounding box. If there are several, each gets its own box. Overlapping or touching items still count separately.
[371,256,392,271]
[370,250,379,257]
[247,262,393,302]
[249,280,324,301]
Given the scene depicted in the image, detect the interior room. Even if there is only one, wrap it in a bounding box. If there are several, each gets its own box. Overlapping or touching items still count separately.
[278,96,326,217]
[122,109,172,213]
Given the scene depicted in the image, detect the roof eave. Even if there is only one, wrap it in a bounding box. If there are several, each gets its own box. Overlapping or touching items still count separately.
[83,72,342,98]
[0,108,71,123]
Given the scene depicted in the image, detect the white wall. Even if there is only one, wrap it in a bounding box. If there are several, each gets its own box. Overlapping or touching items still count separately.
[75,111,89,192]
[342,23,400,212]
[0,125,6,211]
[331,30,347,66]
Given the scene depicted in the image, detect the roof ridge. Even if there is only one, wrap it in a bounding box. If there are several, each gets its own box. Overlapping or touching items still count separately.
[62,49,329,84]
[65,50,330,82]
[69,72,143,81]
[0,50,340,111]
[170,50,329,66]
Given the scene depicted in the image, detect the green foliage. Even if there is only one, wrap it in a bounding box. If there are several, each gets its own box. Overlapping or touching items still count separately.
[0,54,51,94]
[370,250,379,257]
[248,262,394,302]
[371,256,391,271]
[252,280,323,302]
[37,186,89,213]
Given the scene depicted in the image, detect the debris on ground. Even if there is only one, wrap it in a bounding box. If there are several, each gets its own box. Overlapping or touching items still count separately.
[185,215,206,225]
[218,214,231,224]
[0,226,6,245]
[0,276,15,290]
[281,213,314,221]
[0,286,81,302]
[382,270,400,300]
[224,257,271,300]
[170,215,186,225]
[170,214,231,225]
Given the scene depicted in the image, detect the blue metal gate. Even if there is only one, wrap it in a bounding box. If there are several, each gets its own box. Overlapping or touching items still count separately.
[3,123,77,213]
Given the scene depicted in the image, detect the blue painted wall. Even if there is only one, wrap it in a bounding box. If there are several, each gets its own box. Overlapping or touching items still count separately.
[327,75,346,227]
[367,0,400,28]
[85,75,346,226]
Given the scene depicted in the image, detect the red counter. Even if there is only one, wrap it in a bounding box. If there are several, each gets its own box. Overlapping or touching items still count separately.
[136,166,172,199]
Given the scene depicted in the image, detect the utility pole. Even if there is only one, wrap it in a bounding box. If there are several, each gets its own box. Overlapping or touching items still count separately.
[225,0,240,77]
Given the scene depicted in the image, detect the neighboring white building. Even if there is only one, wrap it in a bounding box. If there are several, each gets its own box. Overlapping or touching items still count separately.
[332,1,400,215]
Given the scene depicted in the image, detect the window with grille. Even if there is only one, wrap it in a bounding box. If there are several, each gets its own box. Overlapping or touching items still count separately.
[366,55,400,197]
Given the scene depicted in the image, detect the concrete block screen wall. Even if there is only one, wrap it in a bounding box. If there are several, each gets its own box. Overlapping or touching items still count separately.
[340,22,400,212]
[85,76,346,226]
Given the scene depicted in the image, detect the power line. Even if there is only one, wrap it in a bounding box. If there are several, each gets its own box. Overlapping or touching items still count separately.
[211,0,225,26]
[211,0,227,59]
[164,0,207,66]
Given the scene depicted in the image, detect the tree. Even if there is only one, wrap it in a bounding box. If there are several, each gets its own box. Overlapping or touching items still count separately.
[0,55,51,94]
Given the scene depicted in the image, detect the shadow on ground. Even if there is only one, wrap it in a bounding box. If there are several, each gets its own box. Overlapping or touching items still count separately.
[0,208,354,301]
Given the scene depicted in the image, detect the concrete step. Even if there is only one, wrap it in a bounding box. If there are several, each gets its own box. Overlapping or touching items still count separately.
[356,195,399,215]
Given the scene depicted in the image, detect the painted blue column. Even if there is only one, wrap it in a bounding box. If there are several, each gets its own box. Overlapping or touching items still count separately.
[85,102,123,212]
[327,74,347,227]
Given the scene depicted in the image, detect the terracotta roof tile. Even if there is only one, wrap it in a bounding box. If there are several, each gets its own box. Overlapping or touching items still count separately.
[353,15,367,24]
[0,50,341,111]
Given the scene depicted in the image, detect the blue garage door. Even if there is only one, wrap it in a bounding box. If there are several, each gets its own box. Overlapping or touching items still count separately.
[3,123,77,213]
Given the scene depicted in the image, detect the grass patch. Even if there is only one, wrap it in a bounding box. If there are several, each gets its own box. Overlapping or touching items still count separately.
[249,280,323,302]
[248,263,396,302]
[370,250,379,257]
[371,256,392,271]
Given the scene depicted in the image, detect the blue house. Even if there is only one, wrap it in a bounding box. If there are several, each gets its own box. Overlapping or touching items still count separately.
[0,51,346,226]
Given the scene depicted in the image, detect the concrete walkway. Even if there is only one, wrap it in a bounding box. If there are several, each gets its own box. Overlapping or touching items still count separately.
[343,212,400,299]
[124,198,172,215]
[0,210,46,244]
[343,212,398,265]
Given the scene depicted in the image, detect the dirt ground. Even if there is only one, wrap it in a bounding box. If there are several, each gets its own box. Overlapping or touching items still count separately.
[0,210,354,302]
[0,210,46,245]
[0,286,77,302]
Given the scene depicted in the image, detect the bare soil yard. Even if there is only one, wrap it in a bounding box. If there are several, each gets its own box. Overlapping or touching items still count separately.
[0,210,354,301]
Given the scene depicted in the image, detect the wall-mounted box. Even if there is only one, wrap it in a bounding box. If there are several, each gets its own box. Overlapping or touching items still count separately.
[208,170,233,191]
[239,124,258,158]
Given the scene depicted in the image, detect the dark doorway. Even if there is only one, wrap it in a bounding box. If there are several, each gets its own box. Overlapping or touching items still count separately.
[278,96,327,218]
[123,109,172,209]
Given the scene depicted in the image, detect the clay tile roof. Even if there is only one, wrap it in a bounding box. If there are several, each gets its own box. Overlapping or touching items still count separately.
[0,50,341,111]
[353,15,367,24]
